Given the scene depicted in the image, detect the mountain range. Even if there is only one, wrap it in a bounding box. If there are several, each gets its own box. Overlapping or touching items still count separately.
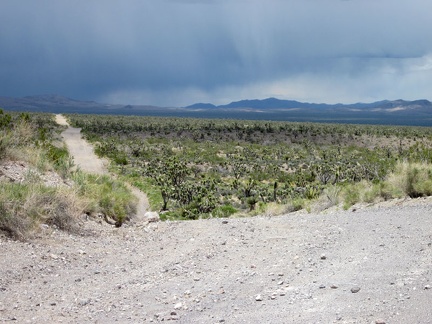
[186,97,432,112]
[1,95,432,126]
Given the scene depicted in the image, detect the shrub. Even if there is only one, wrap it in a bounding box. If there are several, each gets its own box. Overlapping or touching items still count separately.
[70,172,137,226]
[0,136,7,161]
[212,204,237,218]
[0,182,83,239]
[342,184,361,210]
[384,162,432,198]
[261,202,292,217]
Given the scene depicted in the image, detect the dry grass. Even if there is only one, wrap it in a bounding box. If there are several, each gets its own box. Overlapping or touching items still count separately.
[0,183,84,240]
[261,202,294,217]
[384,161,432,198]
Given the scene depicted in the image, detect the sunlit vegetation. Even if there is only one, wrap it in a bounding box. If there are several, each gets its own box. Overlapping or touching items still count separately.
[0,110,136,239]
[67,114,432,219]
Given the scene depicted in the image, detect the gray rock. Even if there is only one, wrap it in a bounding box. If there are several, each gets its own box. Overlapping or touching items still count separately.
[144,211,160,223]
[351,286,361,293]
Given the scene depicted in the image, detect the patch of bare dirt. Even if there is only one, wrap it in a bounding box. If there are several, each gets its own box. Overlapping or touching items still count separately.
[0,160,71,188]
[1,199,432,323]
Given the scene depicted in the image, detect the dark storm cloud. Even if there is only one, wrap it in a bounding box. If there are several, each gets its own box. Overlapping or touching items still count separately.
[1,0,432,106]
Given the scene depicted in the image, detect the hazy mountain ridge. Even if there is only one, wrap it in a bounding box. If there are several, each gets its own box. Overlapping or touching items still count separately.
[1,94,432,126]
[186,97,432,112]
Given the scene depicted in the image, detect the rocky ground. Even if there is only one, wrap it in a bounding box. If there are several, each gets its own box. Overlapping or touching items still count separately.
[1,200,432,324]
[1,116,432,323]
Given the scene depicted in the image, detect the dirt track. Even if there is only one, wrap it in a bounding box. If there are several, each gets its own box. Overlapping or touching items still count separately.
[56,114,149,219]
[1,116,432,323]
[56,114,107,175]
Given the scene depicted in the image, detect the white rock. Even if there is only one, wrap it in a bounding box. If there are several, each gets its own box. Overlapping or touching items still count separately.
[145,211,160,223]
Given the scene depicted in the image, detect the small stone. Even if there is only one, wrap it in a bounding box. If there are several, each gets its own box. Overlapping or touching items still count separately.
[222,220,228,224]
[375,320,386,324]
[424,284,431,290]
[255,294,263,301]
[330,284,338,289]
[174,302,182,310]
[144,211,160,223]
[79,299,91,306]
[351,286,361,293]
[320,254,327,260]
[319,284,326,289]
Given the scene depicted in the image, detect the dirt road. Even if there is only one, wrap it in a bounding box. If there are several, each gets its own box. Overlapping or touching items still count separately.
[56,114,107,175]
[55,114,149,219]
[0,116,431,323]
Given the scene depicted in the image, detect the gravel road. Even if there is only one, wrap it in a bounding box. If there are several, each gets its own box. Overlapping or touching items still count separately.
[1,202,432,323]
[0,116,431,323]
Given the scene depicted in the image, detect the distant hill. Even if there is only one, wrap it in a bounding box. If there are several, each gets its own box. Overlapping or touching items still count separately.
[1,94,432,126]
[186,97,432,113]
[0,94,163,114]
[186,103,217,109]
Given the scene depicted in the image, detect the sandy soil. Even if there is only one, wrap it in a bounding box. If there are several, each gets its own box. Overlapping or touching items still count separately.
[1,116,431,323]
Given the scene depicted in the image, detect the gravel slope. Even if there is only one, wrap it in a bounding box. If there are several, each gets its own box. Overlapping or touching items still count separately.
[1,202,432,323]
[1,116,431,323]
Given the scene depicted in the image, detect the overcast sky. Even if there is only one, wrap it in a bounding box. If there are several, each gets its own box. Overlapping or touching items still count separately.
[1,0,432,106]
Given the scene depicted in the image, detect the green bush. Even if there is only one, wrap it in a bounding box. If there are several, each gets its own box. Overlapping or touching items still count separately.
[70,172,137,226]
[212,204,237,218]
[342,184,361,210]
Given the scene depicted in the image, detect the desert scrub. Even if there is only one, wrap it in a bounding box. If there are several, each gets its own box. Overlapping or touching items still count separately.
[66,113,432,218]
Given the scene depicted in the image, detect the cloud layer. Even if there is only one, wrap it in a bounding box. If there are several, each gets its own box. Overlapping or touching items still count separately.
[1,0,432,106]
